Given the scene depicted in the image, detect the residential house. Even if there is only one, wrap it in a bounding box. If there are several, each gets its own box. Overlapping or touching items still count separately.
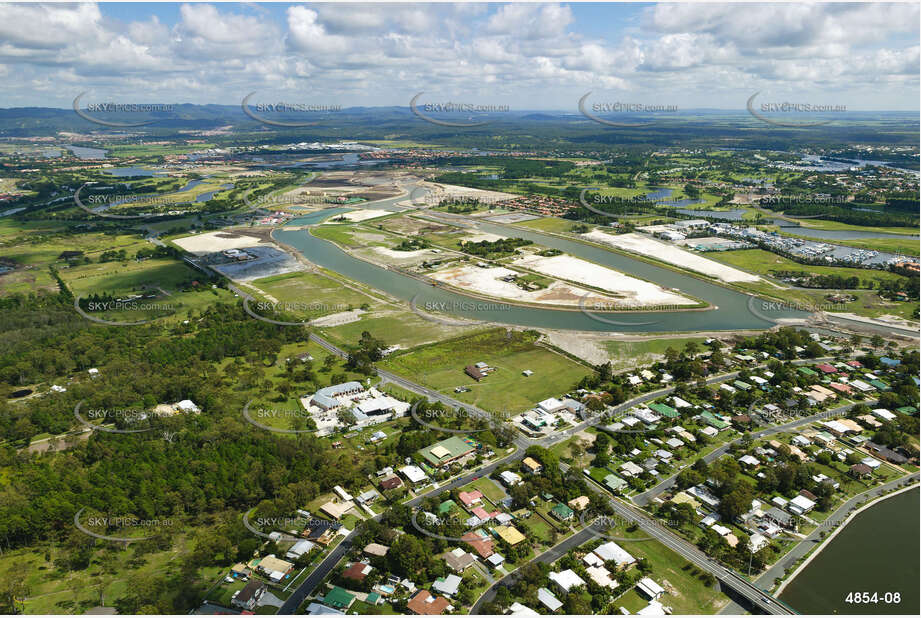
[522,457,543,474]
[232,580,267,611]
[342,562,373,583]
[537,588,563,612]
[636,577,665,600]
[549,569,586,594]
[593,541,636,569]
[323,587,356,611]
[407,590,451,615]
[432,574,462,597]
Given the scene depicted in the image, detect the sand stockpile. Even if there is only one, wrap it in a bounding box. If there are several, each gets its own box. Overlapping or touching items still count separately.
[429,264,615,307]
[325,209,392,223]
[582,231,760,283]
[513,253,695,307]
[173,231,270,255]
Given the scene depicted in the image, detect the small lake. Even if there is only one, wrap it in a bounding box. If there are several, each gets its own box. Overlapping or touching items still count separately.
[779,488,919,615]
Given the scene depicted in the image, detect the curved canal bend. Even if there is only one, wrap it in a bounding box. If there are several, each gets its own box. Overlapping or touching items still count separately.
[273,208,809,333]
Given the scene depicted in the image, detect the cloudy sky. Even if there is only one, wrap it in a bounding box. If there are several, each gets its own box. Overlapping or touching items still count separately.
[0,2,918,111]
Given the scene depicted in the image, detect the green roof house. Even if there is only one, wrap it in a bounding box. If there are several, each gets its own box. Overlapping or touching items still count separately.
[603,474,627,493]
[649,403,679,418]
[700,411,729,430]
[550,503,574,521]
[324,587,355,610]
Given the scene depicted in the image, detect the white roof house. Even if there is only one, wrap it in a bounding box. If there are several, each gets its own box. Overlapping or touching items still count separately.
[175,399,200,413]
[739,455,760,467]
[748,533,768,552]
[636,577,666,600]
[432,574,462,597]
[586,565,618,588]
[286,539,316,559]
[620,461,644,477]
[634,408,661,424]
[549,569,585,593]
[507,602,539,616]
[400,465,428,484]
[593,541,636,567]
[637,601,667,615]
[537,398,565,413]
[789,495,815,514]
[333,485,353,501]
[537,588,562,612]
[872,408,897,422]
[499,470,522,486]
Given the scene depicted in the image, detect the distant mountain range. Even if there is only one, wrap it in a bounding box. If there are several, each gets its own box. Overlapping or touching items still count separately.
[0,104,916,151]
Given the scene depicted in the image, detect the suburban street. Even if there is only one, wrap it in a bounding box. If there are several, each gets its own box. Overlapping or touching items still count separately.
[632,399,879,505]
[228,297,876,615]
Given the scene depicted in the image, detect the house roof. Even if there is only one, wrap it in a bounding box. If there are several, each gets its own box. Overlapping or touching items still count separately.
[461,531,494,558]
[380,474,403,490]
[407,590,451,615]
[522,457,542,471]
[364,543,389,557]
[420,436,475,466]
[444,548,476,572]
[537,588,562,611]
[432,574,461,596]
[551,503,574,519]
[637,577,665,599]
[324,586,355,609]
[342,562,372,581]
[458,490,483,506]
[594,540,635,566]
[549,569,585,592]
[494,525,526,545]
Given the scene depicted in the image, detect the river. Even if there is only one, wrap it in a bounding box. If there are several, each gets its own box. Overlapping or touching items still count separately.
[778,487,920,615]
[274,207,808,333]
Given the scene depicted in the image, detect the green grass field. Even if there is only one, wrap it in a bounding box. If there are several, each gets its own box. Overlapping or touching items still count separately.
[317,309,486,350]
[603,337,709,369]
[251,271,380,320]
[465,477,507,503]
[60,258,232,322]
[515,217,591,234]
[772,218,918,236]
[379,329,592,414]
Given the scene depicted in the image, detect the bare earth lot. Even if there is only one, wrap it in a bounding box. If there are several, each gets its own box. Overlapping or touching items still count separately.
[513,253,696,308]
[429,263,618,307]
[582,231,762,283]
